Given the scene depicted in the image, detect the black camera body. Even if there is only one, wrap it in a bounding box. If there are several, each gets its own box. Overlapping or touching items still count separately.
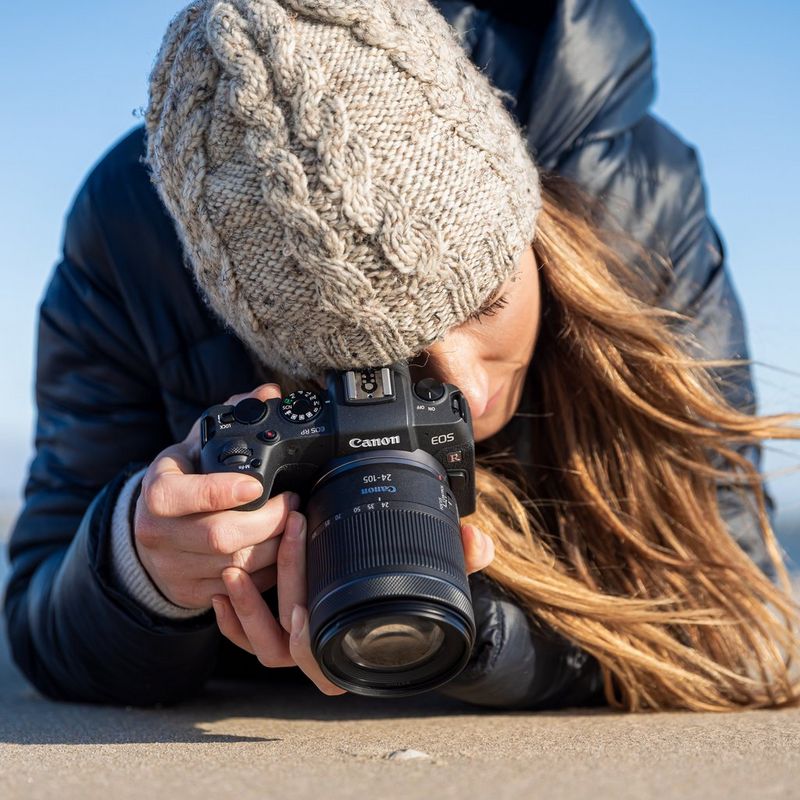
[199,360,475,515]
[199,360,478,697]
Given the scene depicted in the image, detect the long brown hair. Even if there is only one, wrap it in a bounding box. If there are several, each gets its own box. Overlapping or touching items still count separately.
[274,171,800,712]
[468,171,800,712]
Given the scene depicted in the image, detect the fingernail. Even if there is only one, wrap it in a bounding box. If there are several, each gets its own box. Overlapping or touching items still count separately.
[288,511,306,540]
[223,568,242,589]
[288,492,302,512]
[482,531,494,554]
[235,480,262,502]
[212,598,225,620]
[290,604,304,640]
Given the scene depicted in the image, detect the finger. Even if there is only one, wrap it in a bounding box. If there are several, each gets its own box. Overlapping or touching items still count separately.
[177,491,298,554]
[223,536,282,573]
[223,382,283,408]
[157,536,282,584]
[462,524,495,574]
[277,512,307,634]
[199,564,278,601]
[222,567,295,668]
[142,458,264,518]
[211,594,255,655]
[289,605,347,696]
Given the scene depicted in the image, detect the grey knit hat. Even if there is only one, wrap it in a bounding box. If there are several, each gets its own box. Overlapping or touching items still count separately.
[144,0,541,380]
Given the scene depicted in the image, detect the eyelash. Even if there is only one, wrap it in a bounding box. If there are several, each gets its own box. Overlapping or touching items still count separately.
[468,294,510,322]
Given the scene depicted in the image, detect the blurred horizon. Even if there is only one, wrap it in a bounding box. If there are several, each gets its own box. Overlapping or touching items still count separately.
[1,1,798,561]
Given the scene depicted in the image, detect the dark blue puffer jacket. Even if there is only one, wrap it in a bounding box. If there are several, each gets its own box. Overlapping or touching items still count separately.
[2,0,775,708]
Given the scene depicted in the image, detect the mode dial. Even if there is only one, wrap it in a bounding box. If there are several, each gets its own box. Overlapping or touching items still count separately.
[279,390,322,424]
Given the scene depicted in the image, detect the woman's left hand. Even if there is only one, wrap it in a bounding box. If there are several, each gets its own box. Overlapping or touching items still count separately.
[211,512,495,696]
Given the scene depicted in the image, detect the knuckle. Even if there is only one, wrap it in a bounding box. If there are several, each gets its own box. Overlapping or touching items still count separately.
[142,476,170,517]
[206,522,234,555]
[134,516,163,550]
[135,528,161,553]
[197,481,221,512]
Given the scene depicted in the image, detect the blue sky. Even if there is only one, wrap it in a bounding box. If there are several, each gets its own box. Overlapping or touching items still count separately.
[1,2,799,536]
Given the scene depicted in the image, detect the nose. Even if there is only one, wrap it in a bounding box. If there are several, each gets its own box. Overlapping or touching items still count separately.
[407,338,493,418]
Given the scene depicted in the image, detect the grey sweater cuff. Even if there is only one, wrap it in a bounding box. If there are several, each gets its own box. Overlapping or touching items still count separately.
[110,466,209,619]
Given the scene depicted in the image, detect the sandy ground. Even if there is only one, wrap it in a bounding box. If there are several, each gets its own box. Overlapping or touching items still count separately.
[2,516,800,799]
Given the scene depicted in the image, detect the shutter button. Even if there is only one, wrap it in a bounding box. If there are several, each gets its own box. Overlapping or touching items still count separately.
[234,397,267,425]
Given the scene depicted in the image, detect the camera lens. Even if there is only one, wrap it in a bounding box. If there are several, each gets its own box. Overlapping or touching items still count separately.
[341,616,445,670]
[305,449,476,697]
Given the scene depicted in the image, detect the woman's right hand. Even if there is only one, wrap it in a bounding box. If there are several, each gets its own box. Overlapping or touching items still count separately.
[132,383,298,610]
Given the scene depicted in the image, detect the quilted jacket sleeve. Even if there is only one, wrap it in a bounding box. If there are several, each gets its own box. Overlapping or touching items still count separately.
[1,169,223,706]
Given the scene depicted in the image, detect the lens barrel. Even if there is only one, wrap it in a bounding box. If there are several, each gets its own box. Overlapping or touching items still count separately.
[306,450,476,696]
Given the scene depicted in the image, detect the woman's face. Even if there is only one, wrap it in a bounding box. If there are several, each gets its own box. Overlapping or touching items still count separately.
[408,242,542,442]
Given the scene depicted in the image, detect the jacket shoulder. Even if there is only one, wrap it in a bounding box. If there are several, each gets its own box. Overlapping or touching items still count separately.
[64,124,170,258]
[58,125,223,369]
[561,110,713,277]
[85,124,149,188]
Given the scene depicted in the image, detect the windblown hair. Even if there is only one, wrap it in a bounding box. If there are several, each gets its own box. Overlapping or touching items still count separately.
[277,171,800,713]
[468,172,800,712]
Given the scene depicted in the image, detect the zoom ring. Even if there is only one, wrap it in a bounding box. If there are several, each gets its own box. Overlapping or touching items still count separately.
[307,507,469,602]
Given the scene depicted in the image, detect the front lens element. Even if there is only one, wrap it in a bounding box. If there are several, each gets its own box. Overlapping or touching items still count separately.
[341,615,446,671]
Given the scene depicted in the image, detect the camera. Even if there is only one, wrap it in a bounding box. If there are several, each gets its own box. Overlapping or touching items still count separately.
[199,360,477,697]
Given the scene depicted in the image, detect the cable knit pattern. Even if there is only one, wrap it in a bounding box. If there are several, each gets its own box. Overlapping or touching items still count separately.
[144,0,541,379]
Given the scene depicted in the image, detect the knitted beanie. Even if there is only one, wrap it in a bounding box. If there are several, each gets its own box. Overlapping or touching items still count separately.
[144,0,541,380]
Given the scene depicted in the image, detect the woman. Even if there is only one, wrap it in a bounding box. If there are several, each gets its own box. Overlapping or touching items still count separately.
[4,0,799,712]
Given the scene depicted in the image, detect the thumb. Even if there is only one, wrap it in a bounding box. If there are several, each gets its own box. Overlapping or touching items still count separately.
[462,524,495,575]
[223,382,284,408]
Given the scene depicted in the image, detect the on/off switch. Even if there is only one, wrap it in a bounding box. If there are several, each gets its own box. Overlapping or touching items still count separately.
[414,378,445,402]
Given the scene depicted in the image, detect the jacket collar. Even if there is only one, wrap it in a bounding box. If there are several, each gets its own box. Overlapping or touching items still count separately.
[433,0,655,170]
